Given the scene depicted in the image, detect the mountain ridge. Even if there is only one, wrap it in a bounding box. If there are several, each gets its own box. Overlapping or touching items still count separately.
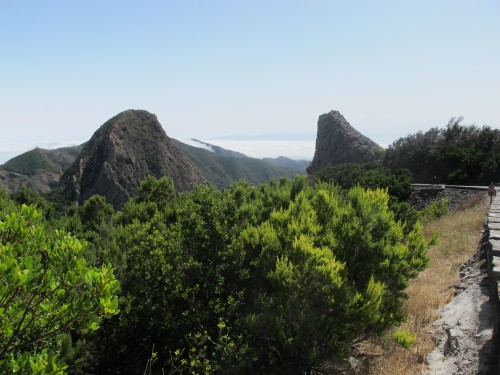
[0,145,85,193]
[173,140,306,188]
[0,111,310,198]
[1,109,383,203]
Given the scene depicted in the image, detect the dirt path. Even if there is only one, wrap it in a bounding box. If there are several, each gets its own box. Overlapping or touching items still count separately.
[425,244,496,374]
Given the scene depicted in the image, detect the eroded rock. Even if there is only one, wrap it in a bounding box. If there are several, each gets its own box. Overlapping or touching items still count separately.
[60,109,207,209]
[307,110,383,174]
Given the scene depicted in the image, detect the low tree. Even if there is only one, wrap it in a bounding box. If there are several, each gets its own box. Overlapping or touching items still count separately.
[312,162,413,202]
[384,118,500,184]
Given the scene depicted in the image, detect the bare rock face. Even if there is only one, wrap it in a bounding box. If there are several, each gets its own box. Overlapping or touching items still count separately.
[0,170,60,194]
[60,109,207,209]
[307,111,383,174]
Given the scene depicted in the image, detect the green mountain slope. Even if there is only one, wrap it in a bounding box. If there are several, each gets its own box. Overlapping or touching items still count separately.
[0,144,85,194]
[1,145,85,175]
[262,156,309,172]
[174,140,305,188]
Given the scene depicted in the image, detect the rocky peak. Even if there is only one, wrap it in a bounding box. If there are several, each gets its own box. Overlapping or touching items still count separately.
[307,110,383,174]
[60,109,207,209]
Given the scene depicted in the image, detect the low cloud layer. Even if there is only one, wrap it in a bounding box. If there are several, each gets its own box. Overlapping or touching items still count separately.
[203,140,314,160]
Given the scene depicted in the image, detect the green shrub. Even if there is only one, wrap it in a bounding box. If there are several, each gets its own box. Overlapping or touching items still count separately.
[393,329,417,349]
[0,205,120,373]
[101,176,430,374]
[422,198,449,219]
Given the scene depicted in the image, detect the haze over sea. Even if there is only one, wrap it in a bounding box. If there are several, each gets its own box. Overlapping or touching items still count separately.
[199,139,315,161]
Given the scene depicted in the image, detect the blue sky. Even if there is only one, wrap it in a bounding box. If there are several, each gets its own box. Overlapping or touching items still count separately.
[1,1,499,162]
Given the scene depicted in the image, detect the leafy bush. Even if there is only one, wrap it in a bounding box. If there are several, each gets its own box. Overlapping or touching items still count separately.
[12,185,54,219]
[95,176,430,374]
[393,329,417,349]
[422,198,449,220]
[0,205,120,373]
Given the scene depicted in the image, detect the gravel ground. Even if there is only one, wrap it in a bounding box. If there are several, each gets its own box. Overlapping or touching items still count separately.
[425,235,497,374]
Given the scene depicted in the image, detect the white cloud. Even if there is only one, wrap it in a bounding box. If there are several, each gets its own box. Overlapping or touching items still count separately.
[182,139,215,153]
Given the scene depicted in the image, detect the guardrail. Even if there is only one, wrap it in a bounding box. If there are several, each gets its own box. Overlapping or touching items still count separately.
[412,184,489,191]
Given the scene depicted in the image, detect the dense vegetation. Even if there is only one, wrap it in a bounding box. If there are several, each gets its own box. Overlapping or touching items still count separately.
[310,161,421,233]
[384,118,500,184]
[0,189,119,373]
[1,146,84,176]
[311,161,413,202]
[0,173,432,374]
[1,148,57,175]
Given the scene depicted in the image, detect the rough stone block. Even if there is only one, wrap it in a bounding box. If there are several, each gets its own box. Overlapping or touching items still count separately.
[490,239,500,251]
[490,230,500,240]
[492,256,500,281]
[489,222,500,231]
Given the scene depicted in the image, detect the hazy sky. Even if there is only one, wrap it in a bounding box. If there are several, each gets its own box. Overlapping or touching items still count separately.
[1,1,499,162]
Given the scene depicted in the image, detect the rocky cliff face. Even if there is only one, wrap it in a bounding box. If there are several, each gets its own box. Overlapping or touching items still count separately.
[60,109,207,208]
[307,111,383,174]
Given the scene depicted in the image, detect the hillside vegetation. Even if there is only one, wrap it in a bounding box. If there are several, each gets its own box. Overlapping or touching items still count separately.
[0,174,431,374]
[384,118,500,184]
[0,145,85,194]
[175,139,305,188]
[1,146,84,175]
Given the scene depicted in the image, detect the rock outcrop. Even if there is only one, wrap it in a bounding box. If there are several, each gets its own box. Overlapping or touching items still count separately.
[60,109,207,209]
[307,111,383,174]
[0,170,60,194]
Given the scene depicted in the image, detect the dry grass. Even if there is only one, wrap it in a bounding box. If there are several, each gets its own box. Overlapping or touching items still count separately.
[361,192,489,375]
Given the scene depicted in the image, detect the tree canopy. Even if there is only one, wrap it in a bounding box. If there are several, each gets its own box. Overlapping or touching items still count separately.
[384,118,500,184]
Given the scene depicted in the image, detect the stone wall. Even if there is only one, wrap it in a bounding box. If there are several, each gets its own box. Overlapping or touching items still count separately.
[485,196,500,373]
